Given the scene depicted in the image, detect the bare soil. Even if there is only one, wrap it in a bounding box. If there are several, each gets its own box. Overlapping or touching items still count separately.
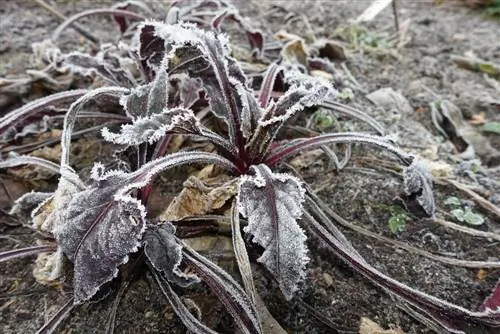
[1,1,499,333]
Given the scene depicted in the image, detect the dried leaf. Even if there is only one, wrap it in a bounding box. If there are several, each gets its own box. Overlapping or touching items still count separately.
[160,176,238,221]
[237,164,309,300]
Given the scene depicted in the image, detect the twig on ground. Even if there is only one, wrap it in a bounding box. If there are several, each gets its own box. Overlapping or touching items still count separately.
[433,215,500,242]
[34,0,99,44]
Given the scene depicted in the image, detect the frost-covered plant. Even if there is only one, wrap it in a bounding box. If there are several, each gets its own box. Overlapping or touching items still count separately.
[1,9,499,334]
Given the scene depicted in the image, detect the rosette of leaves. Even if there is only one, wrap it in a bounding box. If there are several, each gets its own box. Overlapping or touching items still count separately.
[1,18,499,334]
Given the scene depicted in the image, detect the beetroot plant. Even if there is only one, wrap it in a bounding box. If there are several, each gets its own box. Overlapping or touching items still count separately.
[0,3,499,334]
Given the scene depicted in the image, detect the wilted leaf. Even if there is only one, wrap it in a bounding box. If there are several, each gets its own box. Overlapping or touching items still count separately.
[311,39,347,61]
[237,164,309,300]
[33,248,65,285]
[56,169,146,304]
[32,166,84,234]
[403,158,435,217]
[144,222,199,287]
[281,39,308,69]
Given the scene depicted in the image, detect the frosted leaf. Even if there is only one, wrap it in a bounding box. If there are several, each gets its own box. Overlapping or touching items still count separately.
[9,191,52,219]
[136,21,254,143]
[237,164,309,300]
[177,75,204,109]
[144,222,199,287]
[247,79,331,159]
[56,171,146,304]
[102,107,201,145]
[403,158,435,217]
[146,62,168,116]
[119,61,168,119]
[120,84,151,119]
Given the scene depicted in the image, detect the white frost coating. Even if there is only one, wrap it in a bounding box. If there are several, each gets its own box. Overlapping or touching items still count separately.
[101,107,201,145]
[403,158,436,217]
[237,164,309,300]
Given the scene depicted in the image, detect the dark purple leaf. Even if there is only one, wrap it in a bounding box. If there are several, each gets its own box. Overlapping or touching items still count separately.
[138,21,252,149]
[134,24,166,80]
[56,170,146,304]
[237,164,308,300]
[144,222,199,287]
[266,132,413,167]
[257,63,283,108]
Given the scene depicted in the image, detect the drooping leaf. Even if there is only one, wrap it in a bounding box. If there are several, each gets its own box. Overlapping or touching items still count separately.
[237,164,309,300]
[0,244,57,263]
[403,158,436,217]
[144,222,199,287]
[230,200,257,304]
[63,50,135,87]
[56,168,146,304]
[61,87,129,166]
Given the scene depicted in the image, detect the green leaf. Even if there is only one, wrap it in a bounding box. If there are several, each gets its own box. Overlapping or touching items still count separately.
[444,196,461,207]
[481,122,500,135]
[451,208,465,222]
[451,208,485,225]
[462,210,485,226]
[388,213,409,234]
